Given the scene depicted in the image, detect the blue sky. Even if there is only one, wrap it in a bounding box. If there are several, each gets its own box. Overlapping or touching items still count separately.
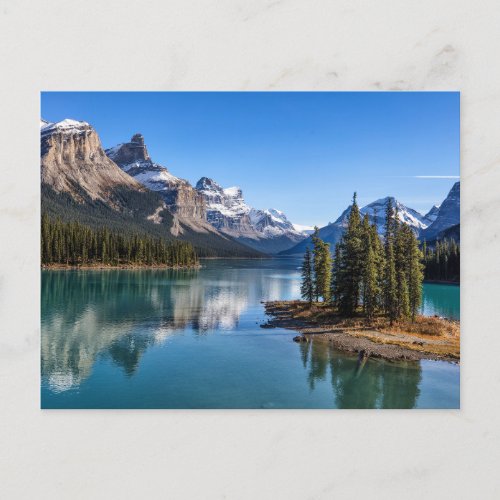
[41,92,459,227]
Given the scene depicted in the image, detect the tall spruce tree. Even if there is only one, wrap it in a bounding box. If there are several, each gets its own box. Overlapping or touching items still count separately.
[383,198,398,324]
[310,227,332,302]
[370,212,385,312]
[361,214,379,321]
[311,226,322,301]
[394,216,410,319]
[300,247,314,305]
[330,243,342,308]
[338,193,363,316]
[317,241,332,302]
[406,227,424,321]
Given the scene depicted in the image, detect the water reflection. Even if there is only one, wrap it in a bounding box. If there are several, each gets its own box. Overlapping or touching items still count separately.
[301,340,422,409]
[41,263,299,392]
[41,261,457,407]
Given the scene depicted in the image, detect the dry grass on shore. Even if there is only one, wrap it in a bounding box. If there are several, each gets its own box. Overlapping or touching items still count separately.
[270,300,459,336]
[267,300,460,360]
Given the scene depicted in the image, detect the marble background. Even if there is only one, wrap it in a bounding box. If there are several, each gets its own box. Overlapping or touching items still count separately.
[1,0,499,498]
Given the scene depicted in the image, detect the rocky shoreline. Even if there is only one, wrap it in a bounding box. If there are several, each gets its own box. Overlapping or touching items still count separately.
[41,263,201,270]
[263,301,460,363]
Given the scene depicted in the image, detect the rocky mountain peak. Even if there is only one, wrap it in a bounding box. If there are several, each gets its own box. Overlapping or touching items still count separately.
[422,182,460,240]
[131,133,145,146]
[196,177,222,192]
[194,176,307,252]
[106,136,206,223]
[106,133,150,166]
[40,118,144,205]
[425,204,441,223]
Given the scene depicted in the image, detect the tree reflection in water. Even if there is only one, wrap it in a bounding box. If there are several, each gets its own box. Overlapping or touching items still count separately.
[41,265,299,391]
[300,339,422,409]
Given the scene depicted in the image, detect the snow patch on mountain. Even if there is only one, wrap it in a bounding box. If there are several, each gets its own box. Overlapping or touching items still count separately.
[195,177,307,252]
[293,224,315,235]
[41,118,91,136]
[422,182,460,240]
[333,197,434,236]
[105,135,206,222]
[424,204,441,224]
[280,194,442,256]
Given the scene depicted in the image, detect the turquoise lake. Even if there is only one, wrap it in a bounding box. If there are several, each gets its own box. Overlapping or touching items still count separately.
[41,258,460,409]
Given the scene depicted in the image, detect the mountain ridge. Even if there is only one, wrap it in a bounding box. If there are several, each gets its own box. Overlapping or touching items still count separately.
[41,119,264,258]
[195,176,307,253]
[281,185,459,256]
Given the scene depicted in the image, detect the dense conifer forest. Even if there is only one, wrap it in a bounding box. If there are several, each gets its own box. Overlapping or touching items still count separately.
[41,214,198,267]
[422,239,460,282]
[301,195,426,322]
[41,185,263,258]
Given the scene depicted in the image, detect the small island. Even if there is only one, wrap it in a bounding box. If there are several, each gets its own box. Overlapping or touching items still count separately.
[264,301,459,362]
[263,195,460,363]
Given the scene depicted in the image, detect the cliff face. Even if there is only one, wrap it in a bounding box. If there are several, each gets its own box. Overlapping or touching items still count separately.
[195,177,307,253]
[105,133,151,165]
[422,182,460,240]
[41,119,145,207]
[41,118,265,258]
[106,135,206,222]
[195,177,254,234]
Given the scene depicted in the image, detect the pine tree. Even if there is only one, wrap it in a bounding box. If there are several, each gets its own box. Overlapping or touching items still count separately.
[394,219,410,319]
[311,226,322,301]
[330,243,342,308]
[300,247,314,305]
[361,214,379,321]
[338,193,363,315]
[407,228,424,321]
[40,215,198,268]
[310,228,332,302]
[318,241,332,302]
[383,198,398,324]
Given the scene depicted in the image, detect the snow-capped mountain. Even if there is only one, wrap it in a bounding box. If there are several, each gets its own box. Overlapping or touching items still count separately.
[40,118,92,137]
[106,134,206,224]
[195,177,253,233]
[41,118,263,258]
[292,223,315,235]
[41,118,146,205]
[249,208,301,237]
[421,182,460,241]
[281,195,443,256]
[195,177,307,253]
[339,197,435,235]
[424,204,440,224]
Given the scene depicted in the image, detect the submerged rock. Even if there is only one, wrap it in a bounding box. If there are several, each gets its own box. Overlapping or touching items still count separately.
[260,323,276,329]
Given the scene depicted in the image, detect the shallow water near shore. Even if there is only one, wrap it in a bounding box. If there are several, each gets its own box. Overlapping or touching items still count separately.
[41,258,459,409]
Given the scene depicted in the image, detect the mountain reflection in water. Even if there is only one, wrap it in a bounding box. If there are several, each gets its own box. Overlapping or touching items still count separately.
[41,264,299,392]
[41,260,459,409]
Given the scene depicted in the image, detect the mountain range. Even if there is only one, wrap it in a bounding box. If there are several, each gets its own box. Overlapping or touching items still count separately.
[41,118,459,257]
[280,182,460,255]
[105,133,309,253]
[41,119,263,257]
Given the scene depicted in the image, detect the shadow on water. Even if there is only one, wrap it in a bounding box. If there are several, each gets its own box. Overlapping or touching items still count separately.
[300,340,422,409]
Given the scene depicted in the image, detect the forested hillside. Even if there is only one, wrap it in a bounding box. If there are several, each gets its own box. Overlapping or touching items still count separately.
[422,239,460,282]
[42,185,264,259]
[41,215,198,267]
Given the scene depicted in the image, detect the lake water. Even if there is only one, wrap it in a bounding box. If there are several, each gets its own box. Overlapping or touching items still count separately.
[41,258,460,409]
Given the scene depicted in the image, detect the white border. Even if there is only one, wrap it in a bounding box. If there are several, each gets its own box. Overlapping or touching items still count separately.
[1,1,499,498]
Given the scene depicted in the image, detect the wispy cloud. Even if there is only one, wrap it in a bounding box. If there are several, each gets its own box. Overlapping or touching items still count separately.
[412,175,460,179]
